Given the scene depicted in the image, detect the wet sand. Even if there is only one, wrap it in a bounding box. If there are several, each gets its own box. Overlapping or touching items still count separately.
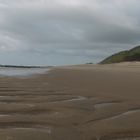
[0,62,140,140]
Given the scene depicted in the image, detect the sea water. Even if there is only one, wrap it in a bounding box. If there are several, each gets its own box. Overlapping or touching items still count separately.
[0,67,49,77]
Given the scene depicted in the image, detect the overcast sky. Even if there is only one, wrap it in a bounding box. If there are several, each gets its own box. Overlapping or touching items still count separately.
[0,0,140,66]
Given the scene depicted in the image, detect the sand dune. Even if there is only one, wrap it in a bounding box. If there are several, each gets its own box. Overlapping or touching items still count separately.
[0,63,140,139]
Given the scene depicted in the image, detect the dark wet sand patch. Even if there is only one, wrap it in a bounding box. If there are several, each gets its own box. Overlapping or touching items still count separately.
[0,108,52,115]
[100,131,140,140]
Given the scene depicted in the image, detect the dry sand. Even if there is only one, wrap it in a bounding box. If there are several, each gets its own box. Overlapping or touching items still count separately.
[0,62,140,140]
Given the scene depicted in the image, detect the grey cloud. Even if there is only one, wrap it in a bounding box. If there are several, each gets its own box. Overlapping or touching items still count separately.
[0,0,140,65]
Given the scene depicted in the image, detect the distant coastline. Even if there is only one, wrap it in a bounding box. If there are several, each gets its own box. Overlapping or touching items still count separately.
[0,65,52,68]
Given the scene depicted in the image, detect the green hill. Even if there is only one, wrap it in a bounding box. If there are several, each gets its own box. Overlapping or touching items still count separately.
[100,45,140,64]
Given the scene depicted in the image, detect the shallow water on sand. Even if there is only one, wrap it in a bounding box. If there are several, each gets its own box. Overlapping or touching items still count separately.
[0,68,49,77]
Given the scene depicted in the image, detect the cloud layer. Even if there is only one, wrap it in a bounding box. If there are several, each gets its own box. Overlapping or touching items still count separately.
[0,0,140,65]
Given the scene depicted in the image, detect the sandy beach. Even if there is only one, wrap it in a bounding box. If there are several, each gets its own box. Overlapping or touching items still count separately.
[0,63,140,140]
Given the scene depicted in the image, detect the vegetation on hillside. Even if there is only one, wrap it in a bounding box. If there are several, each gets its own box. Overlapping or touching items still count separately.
[100,46,140,64]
